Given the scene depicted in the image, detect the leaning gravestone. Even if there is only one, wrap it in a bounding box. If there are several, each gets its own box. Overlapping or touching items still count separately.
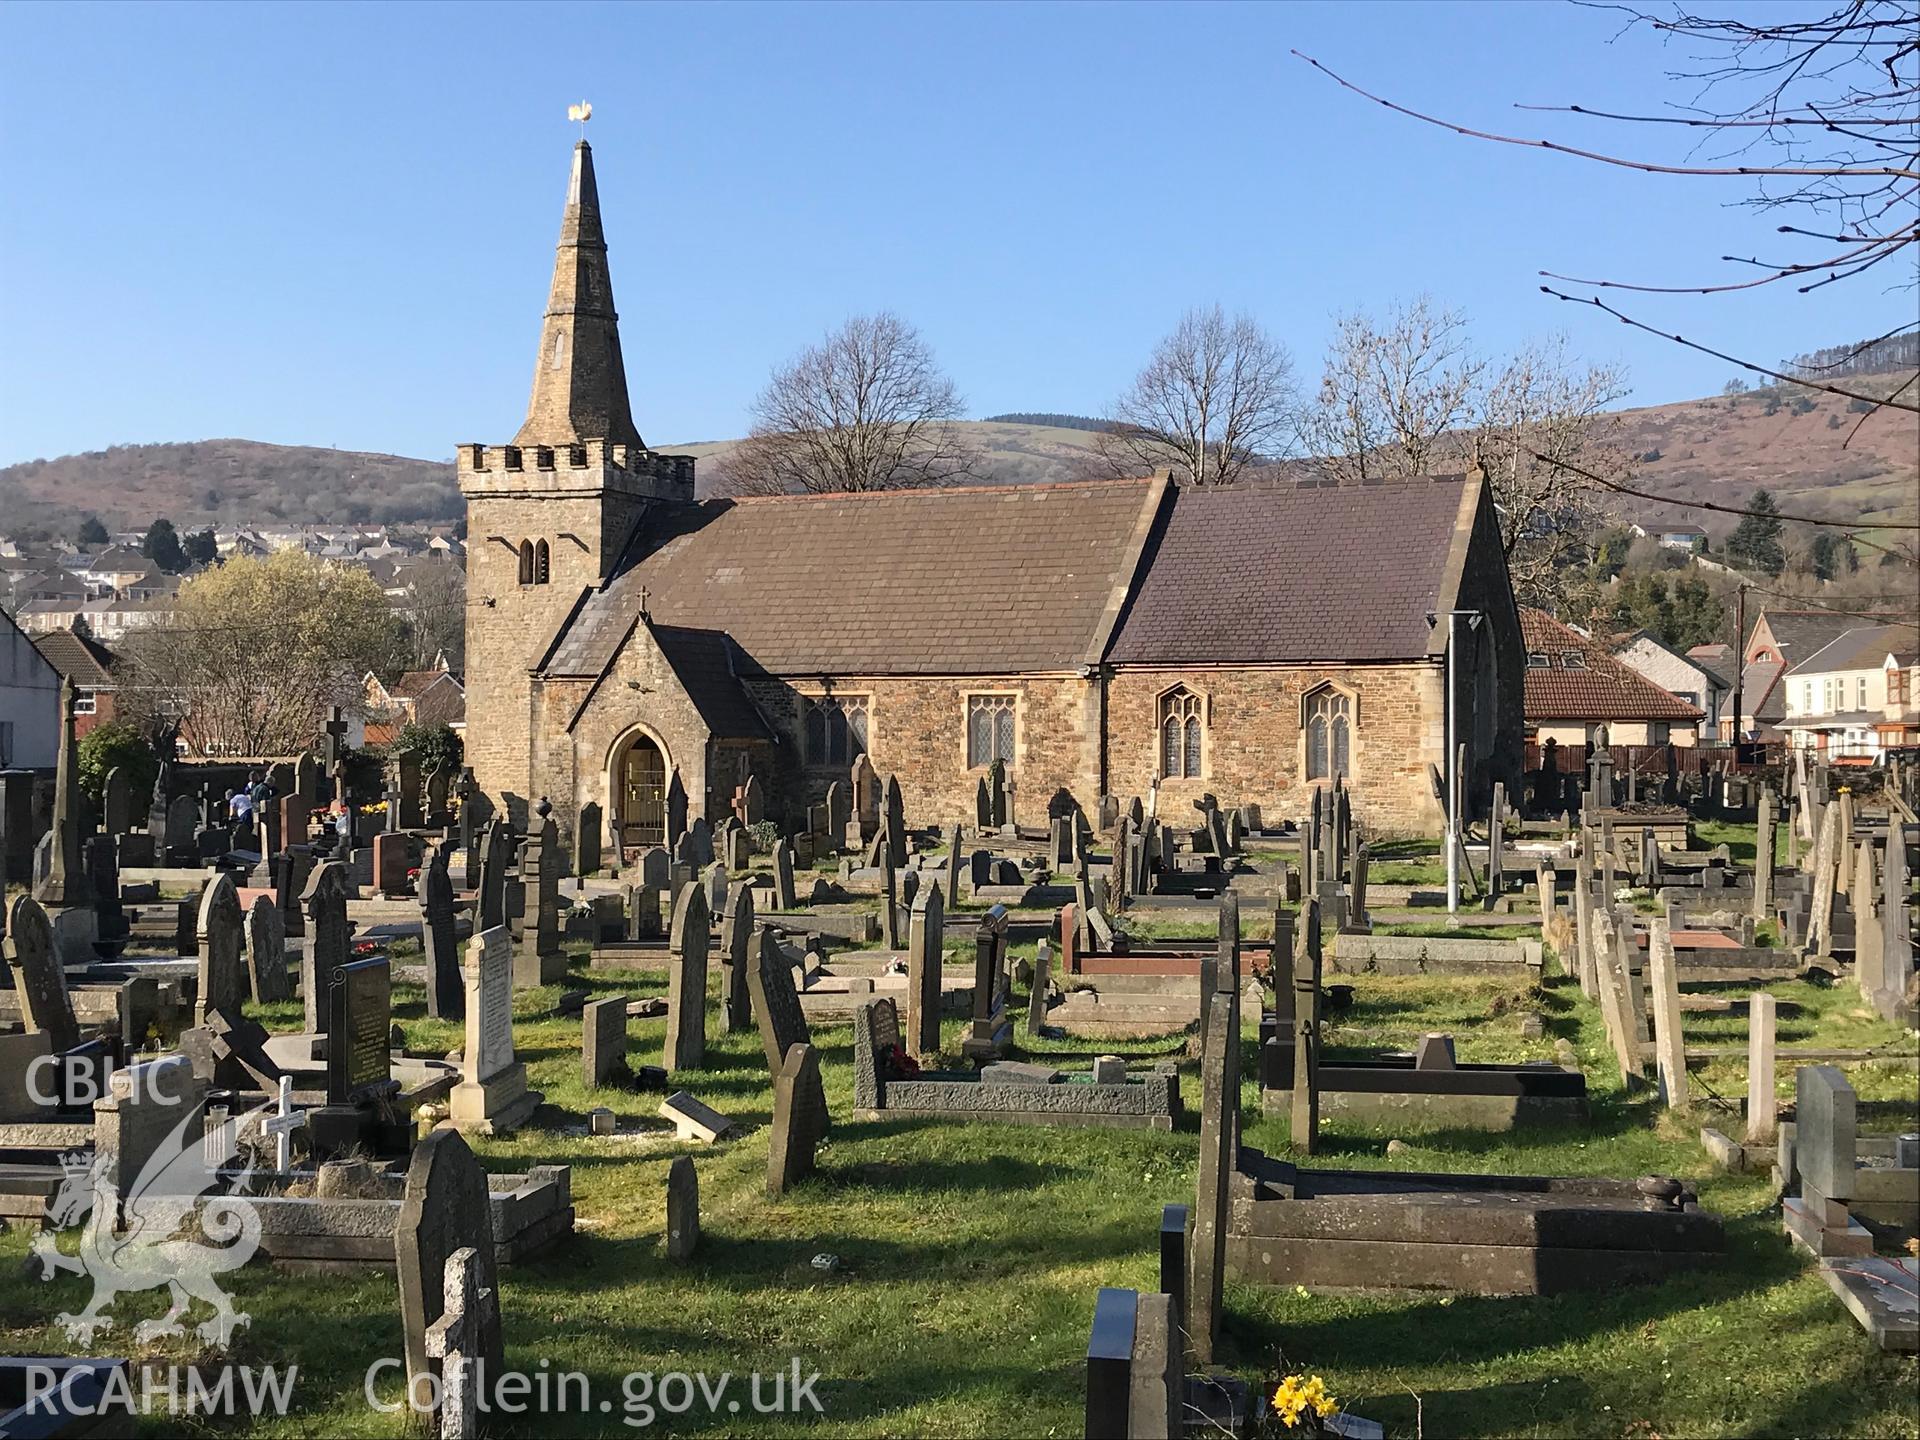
[244,893,293,1004]
[196,874,249,1022]
[420,840,463,1021]
[4,894,80,1053]
[748,927,811,1075]
[397,1129,503,1435]
[665,882,710,1072]
[766,1041,828,1198]
[772,840,797,910]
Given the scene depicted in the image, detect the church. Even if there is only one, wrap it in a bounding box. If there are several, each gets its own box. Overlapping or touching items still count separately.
[461,141,1524,847]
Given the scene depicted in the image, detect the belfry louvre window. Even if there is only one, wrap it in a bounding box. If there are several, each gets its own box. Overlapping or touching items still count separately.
[1304,687,1351,783]
[967,695,1016,768]
[803,695,869,766]
[1159,688,1203,778]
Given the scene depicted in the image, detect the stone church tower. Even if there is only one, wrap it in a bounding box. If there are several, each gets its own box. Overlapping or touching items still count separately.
[459,141,693,820]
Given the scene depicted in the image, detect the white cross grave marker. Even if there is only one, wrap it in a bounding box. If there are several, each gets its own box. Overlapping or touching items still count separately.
[262,1075,309,1172]
[425,1245,496,1440]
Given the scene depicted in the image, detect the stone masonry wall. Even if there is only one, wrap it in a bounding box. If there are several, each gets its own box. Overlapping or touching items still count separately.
[1106,664,1446,835]
[742,674,1100,833]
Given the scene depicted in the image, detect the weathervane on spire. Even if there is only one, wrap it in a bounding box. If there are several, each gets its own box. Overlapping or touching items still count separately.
[567,101,593,139]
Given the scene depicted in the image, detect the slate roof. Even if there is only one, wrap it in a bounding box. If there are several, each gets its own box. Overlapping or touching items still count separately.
[649,624,773,739]
[31,628,117,687]
[1521,608,1704,722]
[1753,609,1898,674]
[1740,658,1787,723]
[1685,642,1737,690]
[1795,622,1920,676]
[546,478,1161,678]
[1106,478,1472,665]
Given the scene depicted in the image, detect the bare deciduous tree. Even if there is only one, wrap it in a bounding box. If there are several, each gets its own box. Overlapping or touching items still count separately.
[717,312,978,496]
[1098,306,1296,486]
[1300,299,1634,608]
[1297,298,1483,484]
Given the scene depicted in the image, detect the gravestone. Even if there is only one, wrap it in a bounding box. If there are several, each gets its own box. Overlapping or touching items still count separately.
[164,794,198,862]
[943,823,963,906]
[1292,899,1321,1157]
[420,840,463,1021]
[34,681,89,909]
[825,781,851,852]
[85,832,127,947]
[748,926,811,1075]
[766,1041,828,1198]
[475,818,509,932]
[906,878,945,1058]
[885,775,907,864]
[582,997,629,1088]
[1189,982,1236,1364]
[3,895,80,1052]
[705,860,729,921]
[687,815,713,869]
[1746,990,1778,1144]
[423,1245,492,1440]
[196,874,249,1022]
[1647,919,1689,1109]
[771,840,797,910]
[397,1130,502,1433]
[665,882,710,1072]
[301,861,352,1036]
[576,800,603,877]
[961,905,1012,1064]
[325,957,393,1105]
[665,1155,699,1260]
[102,765,134,836]
[373,830,411,900]
[851,754,879,838]
[514,810,564,987]
[1027,936,1053,1034]
[449,925,542,1133]
[664,768,688,847]
[626,883,662,941]
[719,885,755,1033]
[245,894,293,1004]
[640,845,669,892]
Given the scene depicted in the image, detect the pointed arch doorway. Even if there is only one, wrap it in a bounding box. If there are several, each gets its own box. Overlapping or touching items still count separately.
[612,730,668,850]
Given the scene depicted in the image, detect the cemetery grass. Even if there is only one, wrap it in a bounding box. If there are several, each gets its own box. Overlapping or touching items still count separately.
[5,952,1918,1435]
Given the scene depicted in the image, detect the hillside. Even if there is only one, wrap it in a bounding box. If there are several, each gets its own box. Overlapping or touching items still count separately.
[3,372,1912,538]
[0,439,457,534]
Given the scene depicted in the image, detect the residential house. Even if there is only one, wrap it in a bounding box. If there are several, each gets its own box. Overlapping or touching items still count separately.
[1779,622,1920,760]
[363,657,466,746]
[1522,608,1704,747]
[1614,631,1730,741]
[0,606,60,768]
[32,627,121,739]
[1630,521,1709,551]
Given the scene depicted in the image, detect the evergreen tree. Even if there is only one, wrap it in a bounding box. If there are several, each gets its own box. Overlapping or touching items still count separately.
[141,518,187,573]
[1725,490,1786,576]
[76,515,109,547]
[182,527,219,566]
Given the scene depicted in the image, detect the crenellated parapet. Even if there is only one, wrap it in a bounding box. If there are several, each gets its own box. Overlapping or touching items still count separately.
[457,439,695,500]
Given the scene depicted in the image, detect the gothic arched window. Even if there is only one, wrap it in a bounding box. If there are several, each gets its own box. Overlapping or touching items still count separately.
[1158,687,1204,779]
[1304,685,1352,783]
[517,540,534,586]
[534,539,551,585]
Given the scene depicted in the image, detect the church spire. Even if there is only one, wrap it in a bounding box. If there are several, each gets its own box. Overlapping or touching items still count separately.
[514,140,645,449]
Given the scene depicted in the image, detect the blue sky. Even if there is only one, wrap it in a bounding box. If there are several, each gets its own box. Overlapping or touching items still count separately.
[0,0,1899,466]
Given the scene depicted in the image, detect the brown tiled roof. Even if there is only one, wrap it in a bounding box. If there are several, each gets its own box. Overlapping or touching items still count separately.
[650,624,772,739]
[1106,478,1472,665]
[1521,608,1704,722]
[546,478,1161,678]
[32,627,117,687]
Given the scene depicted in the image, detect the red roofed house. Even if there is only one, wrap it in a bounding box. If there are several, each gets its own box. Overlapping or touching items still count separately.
[362,656,466,747]
[1521,608,1703,747]
[31,626,121,739]
[457,140,1525,845]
